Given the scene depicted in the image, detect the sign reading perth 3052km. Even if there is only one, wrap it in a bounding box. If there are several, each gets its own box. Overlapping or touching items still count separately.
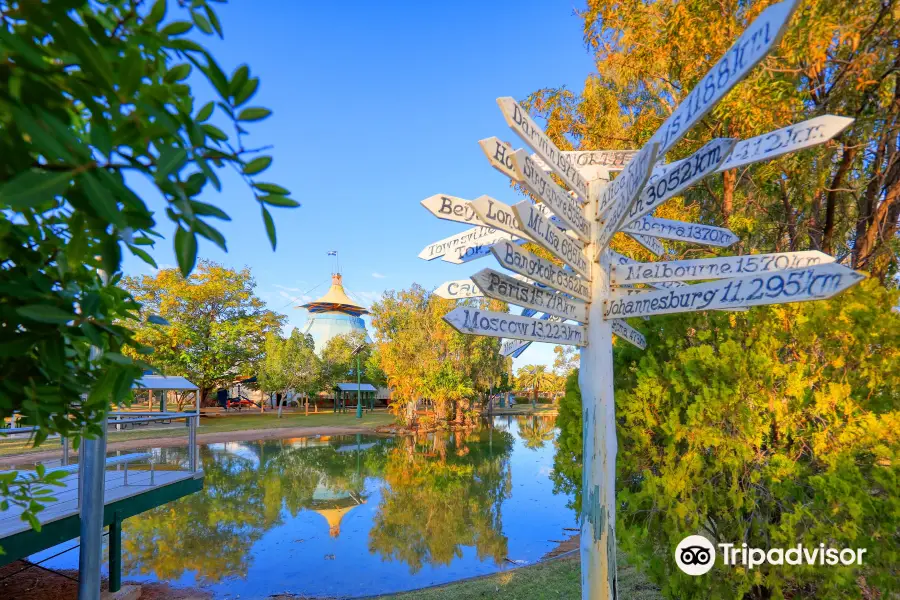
[604,263,863,319]
[443,306,586,346]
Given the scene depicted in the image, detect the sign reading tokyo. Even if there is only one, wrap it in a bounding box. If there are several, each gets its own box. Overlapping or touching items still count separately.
[610,250,834,285]
[420,194,481,226]
[497,97,590,201]
[622,216,738,248]
[443,306,586,346]
[648,0,799,156]
[472,268,589,323]
[604,263,864,319]
[717,115,854,172]
[419,226,513,260]
[433,279,482,299]
[511,150,591,241]
[513,201,591,278]
[491,240,591,301]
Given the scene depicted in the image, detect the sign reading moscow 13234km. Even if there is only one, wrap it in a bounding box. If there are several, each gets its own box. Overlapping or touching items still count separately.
[491,240,591,302]
[603,263,865,319]
[472,268,589,323]
[443,306,586,346]
[611,250,834,286]
[648,0,799,156]
[512,202,591,279]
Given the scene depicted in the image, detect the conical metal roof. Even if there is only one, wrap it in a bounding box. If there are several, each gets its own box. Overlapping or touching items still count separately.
[300,273,368,316]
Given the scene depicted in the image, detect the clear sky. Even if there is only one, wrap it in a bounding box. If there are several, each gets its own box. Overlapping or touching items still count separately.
[123,0,596,369]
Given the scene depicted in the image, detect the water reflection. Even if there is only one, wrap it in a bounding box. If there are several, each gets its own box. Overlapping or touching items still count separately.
[33,416,573,598]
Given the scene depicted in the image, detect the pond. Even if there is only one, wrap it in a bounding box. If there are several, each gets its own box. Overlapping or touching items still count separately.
[30,415,576,599]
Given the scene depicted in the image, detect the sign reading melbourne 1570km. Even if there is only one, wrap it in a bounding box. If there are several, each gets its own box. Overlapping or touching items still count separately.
[443,306,586,346]
[604,263,864,319]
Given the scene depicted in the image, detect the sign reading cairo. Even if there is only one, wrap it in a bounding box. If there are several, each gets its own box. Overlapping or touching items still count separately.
[419,225,513,260]
[420,194,482,226]
[497,97,590,201]
[622,138,736,229]
[610,319,646,350]
[717,115,854,173]
[433,279,483,299]
[511,150,591,241]
[648,0,799,156]
[491,240,591,301]
[472,267,589,323]
[603,263,864,319]
[594,142,659,253]
[478,136,521,181]
[610,250,835,285]
[622,215,739,248]
[443,306,586,346]
[512,201,591,278]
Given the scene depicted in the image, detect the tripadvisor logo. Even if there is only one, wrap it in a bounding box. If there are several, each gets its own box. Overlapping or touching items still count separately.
[675,536,868,576]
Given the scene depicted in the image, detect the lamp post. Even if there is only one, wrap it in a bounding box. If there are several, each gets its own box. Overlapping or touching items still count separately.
[353,343,365,419]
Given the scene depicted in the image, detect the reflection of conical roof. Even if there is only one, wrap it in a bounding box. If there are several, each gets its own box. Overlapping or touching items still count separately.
[310,492,365,538]
[300,274,368,316]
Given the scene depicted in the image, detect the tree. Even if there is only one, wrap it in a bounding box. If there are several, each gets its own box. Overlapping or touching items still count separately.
[516,364,553,407]
[123,262,285,403]
[0,0,295,531]
[552,345,580,377]
[369,285,511,427]
[257,329,318,418]
[553,280,900,599]
[528,0,899,280]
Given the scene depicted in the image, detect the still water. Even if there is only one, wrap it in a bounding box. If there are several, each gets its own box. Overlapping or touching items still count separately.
[32,415,574,598]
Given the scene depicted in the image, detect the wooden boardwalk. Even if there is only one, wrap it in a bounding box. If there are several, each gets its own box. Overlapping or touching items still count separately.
[0,467,198,539]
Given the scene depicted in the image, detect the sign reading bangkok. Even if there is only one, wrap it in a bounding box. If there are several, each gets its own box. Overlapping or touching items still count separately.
[491,240,591,301]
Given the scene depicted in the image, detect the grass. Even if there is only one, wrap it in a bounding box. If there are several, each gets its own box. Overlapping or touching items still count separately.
[491,404,558,415]
[374,554,661,600]
[0,410,395,457]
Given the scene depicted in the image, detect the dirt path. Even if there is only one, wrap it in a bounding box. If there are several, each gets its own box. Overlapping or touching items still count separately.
[0,424,385,469]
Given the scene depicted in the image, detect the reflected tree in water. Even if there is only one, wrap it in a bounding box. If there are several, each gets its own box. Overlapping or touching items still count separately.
[368,429,514,573]
[516,416,556,450]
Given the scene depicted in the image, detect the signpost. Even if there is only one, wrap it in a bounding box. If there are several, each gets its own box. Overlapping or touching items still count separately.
[420,194,482,226]
[434,279,483,299]
[626,232,665,257]
[419,225,514,261]
[416,2,865,598]
[531,149,637,178]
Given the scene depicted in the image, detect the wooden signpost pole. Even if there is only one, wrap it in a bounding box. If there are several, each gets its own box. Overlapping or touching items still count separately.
[578,178,619,598]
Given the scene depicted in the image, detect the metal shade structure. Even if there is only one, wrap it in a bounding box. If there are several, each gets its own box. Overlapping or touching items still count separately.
[132,374,199,412]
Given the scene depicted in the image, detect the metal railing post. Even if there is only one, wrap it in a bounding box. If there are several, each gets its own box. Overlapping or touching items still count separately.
[61,435,69,467]
[78,418,107,600]
[188,415,197,472]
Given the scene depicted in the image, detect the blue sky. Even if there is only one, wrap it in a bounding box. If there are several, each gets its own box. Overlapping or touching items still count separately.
[124,1,595,368]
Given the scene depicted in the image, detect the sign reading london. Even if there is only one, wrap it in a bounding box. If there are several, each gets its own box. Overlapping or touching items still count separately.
[443,306,586,346]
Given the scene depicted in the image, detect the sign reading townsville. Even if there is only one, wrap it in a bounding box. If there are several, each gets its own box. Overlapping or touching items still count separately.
[413,2,866,598]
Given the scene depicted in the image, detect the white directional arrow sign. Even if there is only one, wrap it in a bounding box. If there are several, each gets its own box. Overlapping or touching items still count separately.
[610,319,646,350]
[491,240,591,302]
[610,250,835,286]
[420,194,482,226]
[594,142,659,254]
[648,0,800,157]
[513,201,591,278]
[434,279,483,299]
[444,306,586,346]
[532,149,638,174]
[500,337,530,357]
[470,195,528,239]
[622,215,739,247]
[626,232,665,256]
[717,115,854,172]
[497,97,591,201]
[419,226,514,261]
[603,263,865,319]
[511,150,591,241]
[472,268,589,323]
[622,138,736,229]
[441,236,525,264]
[478,137,521,181]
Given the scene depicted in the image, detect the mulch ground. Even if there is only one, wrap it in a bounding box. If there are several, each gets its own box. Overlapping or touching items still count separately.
[0,561,210,600]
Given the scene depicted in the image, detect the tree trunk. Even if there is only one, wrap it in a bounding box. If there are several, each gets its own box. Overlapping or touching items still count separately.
[277,392,284,419]
[722,168,736,223]
[779,178,798,251]
[822,145,856,255]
